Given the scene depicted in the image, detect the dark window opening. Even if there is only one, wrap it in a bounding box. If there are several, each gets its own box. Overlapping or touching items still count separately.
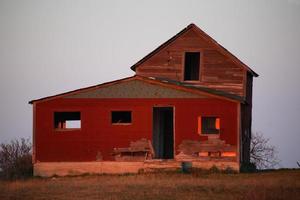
[184,52,200,81]
[198,116,220,134]
[111,111,132,124]
[54,112,81,129]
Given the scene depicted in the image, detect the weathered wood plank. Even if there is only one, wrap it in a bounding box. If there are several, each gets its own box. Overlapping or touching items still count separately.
[135,26,247,97]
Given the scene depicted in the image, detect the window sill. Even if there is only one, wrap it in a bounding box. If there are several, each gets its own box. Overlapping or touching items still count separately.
[54,128,81,132]
[111,123,132,126]
[199,133,220,138]
[183,80,201,83]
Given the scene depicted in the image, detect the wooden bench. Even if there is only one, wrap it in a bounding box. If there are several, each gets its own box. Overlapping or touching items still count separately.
[112,138,155,161]
[178,139,237,160]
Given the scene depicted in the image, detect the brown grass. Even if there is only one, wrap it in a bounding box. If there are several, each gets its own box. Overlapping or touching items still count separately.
[0,169,299,200]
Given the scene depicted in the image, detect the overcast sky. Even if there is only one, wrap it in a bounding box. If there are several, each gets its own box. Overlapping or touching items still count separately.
[0,0,299,168]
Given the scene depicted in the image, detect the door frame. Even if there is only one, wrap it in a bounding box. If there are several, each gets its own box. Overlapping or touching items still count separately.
[152,105,175,159]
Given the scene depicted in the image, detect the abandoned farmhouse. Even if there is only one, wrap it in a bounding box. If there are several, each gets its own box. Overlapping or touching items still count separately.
[29,23,258,176]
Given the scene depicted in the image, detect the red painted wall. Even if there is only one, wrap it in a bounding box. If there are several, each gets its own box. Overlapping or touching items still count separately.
[34,98,238,162]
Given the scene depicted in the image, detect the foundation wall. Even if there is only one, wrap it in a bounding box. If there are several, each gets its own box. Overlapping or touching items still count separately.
[34,161,240,177]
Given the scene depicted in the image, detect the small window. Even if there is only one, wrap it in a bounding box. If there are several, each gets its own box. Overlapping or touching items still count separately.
[198,116,220,134]
[111,111,132,124]
[184,52,200,81]
[54,112,81,130]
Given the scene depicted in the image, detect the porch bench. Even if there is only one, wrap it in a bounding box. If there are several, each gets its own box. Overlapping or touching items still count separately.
[112,138,155,161]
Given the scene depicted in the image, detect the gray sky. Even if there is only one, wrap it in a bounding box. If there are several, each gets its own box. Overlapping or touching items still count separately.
[0,0,299,168]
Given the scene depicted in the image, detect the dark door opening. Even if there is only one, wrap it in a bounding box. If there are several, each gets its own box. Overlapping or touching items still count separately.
[152,107,174,159]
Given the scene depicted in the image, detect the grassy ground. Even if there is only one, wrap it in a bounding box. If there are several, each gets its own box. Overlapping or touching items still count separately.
[0,169,299,200]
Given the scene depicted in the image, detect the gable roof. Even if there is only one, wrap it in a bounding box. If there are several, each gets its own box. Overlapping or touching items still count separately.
[130,23,258,77]
[29,75,244,104]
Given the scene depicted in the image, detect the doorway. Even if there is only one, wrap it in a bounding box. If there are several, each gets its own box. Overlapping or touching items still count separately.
[152,107,174,159]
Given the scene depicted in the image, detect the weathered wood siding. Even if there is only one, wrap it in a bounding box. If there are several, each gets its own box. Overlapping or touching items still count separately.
[136,27,246,97]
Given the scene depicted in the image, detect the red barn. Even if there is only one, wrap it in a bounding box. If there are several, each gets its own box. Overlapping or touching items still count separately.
[29,24,258,176]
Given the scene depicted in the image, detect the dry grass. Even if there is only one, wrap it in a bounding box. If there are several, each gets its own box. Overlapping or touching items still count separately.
[0,169,299,200]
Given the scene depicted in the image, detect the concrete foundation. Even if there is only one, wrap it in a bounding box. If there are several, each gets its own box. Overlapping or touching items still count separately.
[34,160,240,177]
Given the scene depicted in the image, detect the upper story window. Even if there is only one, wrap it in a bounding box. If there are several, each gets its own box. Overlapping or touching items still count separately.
[184,52,200,81]
[111,111,132,125]
[54,112,81,130]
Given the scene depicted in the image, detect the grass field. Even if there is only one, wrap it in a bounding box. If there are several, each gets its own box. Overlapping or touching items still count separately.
[0,169,299,200]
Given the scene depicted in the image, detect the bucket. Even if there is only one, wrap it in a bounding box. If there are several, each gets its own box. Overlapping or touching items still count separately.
[181,161,192,173]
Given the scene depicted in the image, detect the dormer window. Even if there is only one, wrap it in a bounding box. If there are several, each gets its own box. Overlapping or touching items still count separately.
[184,52,200,81]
